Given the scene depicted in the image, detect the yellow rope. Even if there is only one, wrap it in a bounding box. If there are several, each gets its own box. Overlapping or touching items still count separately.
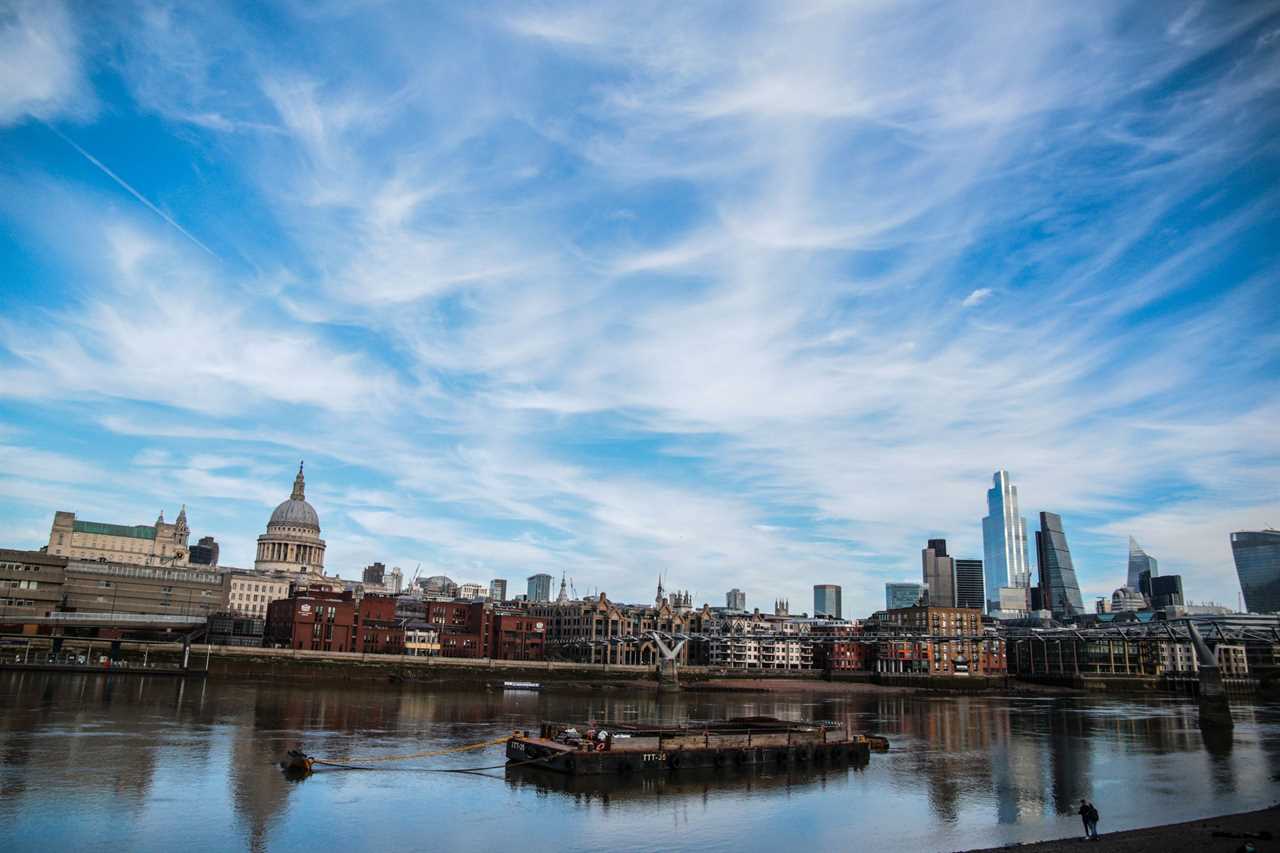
[313,735,512,767]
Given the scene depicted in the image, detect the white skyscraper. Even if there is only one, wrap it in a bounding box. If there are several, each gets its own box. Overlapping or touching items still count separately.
[981,470,1031,613]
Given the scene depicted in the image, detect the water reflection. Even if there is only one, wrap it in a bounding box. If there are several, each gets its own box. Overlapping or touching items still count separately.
[1,673,1277,853]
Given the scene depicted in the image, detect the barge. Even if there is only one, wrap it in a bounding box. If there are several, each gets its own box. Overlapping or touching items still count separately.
[507,717,887,775]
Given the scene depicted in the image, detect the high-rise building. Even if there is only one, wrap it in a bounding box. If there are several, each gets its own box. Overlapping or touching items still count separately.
[1231,530,1280,613]
[813,584,842,619]
[188,535,219,566]
[1150,575,1184,610]
[886,582,924,610]
[527,573,553,603]
[489,579,508,602]
[982,470,1031,613]
[1126,537,1158,590]
[726,588,746,611]
[387,566,403,594]
[954,559,985,610]
[922,539,956,608]
[362,562,387,585]
[1035,512,1084,619]
[1111,587,1147,612]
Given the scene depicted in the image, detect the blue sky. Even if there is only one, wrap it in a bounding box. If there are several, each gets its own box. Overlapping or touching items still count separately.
[0,1,1277,616]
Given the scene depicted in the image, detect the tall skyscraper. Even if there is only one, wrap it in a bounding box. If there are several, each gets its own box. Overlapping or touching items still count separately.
[526,573,553,603]
[982,470,1031,613]
[922,539,956,607]
[1126,537,1158,590]
[886,582,924,610]
[813,584,842,618]
[1035,512,1084,619]
[1231,530,1280,613]
[489,578,508,602]
[954,559,985,610]
[726,588,746,611]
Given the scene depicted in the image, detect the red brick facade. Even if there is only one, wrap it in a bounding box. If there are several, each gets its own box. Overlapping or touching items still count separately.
[266,591,355,652]
[355,594,403,654]
[491,612,545,661]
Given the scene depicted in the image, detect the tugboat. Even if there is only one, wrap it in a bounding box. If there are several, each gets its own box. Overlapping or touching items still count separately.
[507,717,887,776]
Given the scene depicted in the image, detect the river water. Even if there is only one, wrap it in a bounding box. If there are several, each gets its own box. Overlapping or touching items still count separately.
[1,672,1277,852]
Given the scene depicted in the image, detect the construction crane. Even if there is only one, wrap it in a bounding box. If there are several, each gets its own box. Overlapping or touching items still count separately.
[408,563,422,591]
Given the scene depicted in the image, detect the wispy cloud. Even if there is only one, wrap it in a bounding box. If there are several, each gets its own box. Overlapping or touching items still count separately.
[0,1,1276,615]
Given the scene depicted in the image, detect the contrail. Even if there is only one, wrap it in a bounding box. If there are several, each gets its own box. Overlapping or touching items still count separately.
[44,123,217,258]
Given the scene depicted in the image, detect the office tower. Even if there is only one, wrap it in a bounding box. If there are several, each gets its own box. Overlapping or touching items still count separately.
[1150,575,1184,610]
[726,588,746,611]
[813,584,842,619]
[188,535,220,566]
[953,559,984,610]
[489,579,507,602]
[1111,587,1147,612]
[1126,537,1158,590]
[1095,596,1111,614]
[526,573,553,603]
[1035,512,1084,619]
[982,470,1031,612]
[362,562,387,585]
[1231,530,1280,613]
[922,539,956,607]
[886,582,924,610]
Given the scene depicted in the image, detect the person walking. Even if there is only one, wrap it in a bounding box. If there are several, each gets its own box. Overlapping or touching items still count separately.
[1078,799,1100,840]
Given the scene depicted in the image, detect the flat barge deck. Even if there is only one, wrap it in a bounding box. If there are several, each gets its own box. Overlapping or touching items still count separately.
[507,718,885,775]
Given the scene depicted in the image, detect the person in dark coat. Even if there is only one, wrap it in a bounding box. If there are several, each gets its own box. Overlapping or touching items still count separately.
[1078,799,1100,840]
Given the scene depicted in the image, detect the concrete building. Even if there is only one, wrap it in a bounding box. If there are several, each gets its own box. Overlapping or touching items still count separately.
[813,584,842,619]
[207,613,265,647]
[527,573,553,603]
[0,549,67,622]
[47,508,191,567]
[222,570,292,620]
[362,562,387,586]
[62,559,222,620]
[707,635,813,670]
[726,588,746,611]
[982,470,1031,613]
[886,582,924,610]
[458,582,488,600]
[1232,529,1280,613]
[420,575,458,599]
[404,621,441,656]
[922,539,956,608]
[254,463,326,577]
[954,559,985,610]
[1111,587,1148,612]
[489,579,508,602]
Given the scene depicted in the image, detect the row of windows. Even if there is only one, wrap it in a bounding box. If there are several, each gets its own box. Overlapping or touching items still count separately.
[0,598,36,607]
[0,563,45,572]
[2,579,38,590]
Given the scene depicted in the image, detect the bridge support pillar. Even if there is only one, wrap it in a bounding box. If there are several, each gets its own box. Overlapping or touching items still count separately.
[1188,622,1233,732]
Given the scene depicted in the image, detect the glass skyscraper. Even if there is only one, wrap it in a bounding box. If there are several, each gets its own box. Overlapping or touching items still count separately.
[1231,530,1280,613]
[982,470,1030,613]
[813,584,842,618]
[526,573,553,603]
[1126,537,1158,590]
[1035,512,1084,618]
[886,582,924,610]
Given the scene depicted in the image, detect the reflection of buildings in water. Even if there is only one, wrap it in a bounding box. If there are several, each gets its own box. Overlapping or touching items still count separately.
[990,703,1048,825]
[1045,705,1093,813]
[0,673,162,814]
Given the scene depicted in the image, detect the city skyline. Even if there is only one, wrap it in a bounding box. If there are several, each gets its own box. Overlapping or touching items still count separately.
[0,3,1276,617]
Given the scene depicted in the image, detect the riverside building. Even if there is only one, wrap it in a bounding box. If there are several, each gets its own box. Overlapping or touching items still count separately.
[981,470,1031,614]
[47,508,191,567]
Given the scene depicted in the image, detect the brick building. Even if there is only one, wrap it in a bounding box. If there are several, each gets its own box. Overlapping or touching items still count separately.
[491,611,545,660]
[874,605,1006,675]
[422,600,493,658]
[266,590,355,652]
[355,594,403,654]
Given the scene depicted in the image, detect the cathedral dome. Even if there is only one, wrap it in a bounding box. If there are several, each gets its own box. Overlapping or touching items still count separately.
[269,497,319,531]
[267,463,320,532]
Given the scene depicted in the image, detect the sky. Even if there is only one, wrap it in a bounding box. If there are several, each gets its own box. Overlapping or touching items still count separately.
[0,1,1277,617]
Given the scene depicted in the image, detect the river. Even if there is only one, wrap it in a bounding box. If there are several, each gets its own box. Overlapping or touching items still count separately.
[1,672,1277,852]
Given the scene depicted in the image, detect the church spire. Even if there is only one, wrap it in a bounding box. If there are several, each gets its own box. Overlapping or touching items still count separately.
[291,461,305,500]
